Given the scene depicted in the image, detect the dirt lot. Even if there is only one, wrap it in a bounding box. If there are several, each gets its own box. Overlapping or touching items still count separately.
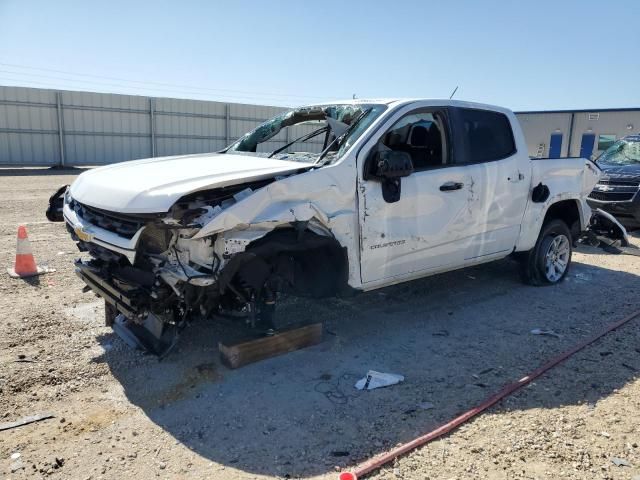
[1,169,639,480]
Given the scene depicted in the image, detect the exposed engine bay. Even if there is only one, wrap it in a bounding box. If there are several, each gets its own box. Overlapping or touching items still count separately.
[61,180,349,356]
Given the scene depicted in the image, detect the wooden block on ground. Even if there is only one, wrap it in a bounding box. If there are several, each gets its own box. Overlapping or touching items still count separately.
[219,323,323,369]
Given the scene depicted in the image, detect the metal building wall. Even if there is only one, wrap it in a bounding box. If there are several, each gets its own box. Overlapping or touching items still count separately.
[0,87,62,165]
[516,112,573,158]
[6,85,638,165]
[569,110,640,157]
[0,86,296,166]
[516,108,640,158]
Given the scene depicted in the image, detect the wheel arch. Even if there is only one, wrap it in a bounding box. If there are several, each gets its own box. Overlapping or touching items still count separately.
[516,196,588,252]
[542,199,583,238]
[219,225,353,299]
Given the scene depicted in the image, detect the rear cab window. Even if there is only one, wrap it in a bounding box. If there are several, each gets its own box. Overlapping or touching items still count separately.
[450,107,517,164]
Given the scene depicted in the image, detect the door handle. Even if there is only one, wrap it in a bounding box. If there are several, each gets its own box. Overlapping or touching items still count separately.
[440,181,464,191]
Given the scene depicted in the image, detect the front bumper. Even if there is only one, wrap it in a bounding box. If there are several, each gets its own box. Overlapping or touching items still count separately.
[74,260,140,318]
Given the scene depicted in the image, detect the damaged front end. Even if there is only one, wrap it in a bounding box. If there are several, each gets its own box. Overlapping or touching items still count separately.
[61,180,348,356]
[63,181,263,355]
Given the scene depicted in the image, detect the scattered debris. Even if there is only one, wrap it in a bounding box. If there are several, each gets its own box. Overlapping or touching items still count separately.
[611,457,632,467]
[355,371,404,391]
[0,413,55,432]
[472,367,495,379]
[10,462,23,473]
[10,451,23,472]
[574,273,592,282]
[432,330,449,337]
[219,323,323,369]
[583,209,631,250]
[314,373,360,406]
[331,451,350,457]
[14,353,37,363]
[530,328,562,339]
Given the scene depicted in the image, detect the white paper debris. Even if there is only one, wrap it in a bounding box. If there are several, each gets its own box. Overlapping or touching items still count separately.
[611,457,631,467]
[418,401,435,410]
[530,328,562,339]
[355,370,404,391]
[574,272,592,282]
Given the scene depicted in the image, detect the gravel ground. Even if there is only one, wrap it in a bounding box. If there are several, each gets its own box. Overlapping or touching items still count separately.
[0,169,639,480]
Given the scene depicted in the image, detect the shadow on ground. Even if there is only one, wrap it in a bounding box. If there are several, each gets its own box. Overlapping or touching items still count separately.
[92,252,640,478]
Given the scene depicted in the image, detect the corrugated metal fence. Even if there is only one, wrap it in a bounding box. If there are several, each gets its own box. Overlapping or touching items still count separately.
[0,86,291,166]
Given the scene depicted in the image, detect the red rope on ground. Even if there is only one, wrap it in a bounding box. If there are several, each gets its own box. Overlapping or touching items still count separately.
[340,309,640,480]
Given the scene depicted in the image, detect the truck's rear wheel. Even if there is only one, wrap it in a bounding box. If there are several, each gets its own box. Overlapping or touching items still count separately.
[521,219,572,286]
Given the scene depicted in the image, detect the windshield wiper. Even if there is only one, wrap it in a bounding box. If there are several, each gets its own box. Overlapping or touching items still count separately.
[315,108,371,165]
[268,126,329,158]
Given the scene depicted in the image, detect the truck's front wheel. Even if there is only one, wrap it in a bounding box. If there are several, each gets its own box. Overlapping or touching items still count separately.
[521,219,572,286]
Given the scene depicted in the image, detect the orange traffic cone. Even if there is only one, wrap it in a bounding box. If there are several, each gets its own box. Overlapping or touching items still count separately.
[7,226,53,278]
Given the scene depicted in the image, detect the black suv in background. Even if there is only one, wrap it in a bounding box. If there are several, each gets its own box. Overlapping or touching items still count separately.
[587,135,640,229]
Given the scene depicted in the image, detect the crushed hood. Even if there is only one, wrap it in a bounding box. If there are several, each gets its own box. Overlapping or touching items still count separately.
[69,153,309,213]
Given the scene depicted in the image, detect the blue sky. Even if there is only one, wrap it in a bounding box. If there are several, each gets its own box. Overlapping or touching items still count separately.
[0,0,638,110]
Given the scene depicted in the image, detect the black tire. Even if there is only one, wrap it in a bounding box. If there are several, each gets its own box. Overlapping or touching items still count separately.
[521,219,572,286]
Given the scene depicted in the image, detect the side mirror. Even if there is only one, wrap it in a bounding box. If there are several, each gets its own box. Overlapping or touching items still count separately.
[365,150,414,203]
[374,150,414,179]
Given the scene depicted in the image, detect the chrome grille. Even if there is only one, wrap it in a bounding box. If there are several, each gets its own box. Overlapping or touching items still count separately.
[598,179,640,187]
[588,191,635,202]
[72,200,144,238]
[588,179,639,202]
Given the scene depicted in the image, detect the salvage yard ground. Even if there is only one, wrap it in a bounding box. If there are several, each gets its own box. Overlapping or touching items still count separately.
[1,168,639,480]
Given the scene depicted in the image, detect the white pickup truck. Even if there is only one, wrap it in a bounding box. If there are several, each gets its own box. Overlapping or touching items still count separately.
[48,99,601,353]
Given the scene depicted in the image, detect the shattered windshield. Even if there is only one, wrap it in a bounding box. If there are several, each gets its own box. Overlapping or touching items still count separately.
[596,136,640,165]
[225,103,386,164]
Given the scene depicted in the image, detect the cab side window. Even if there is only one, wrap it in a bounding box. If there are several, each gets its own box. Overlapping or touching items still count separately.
[380,111,448,170]
[456,108,516,163]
